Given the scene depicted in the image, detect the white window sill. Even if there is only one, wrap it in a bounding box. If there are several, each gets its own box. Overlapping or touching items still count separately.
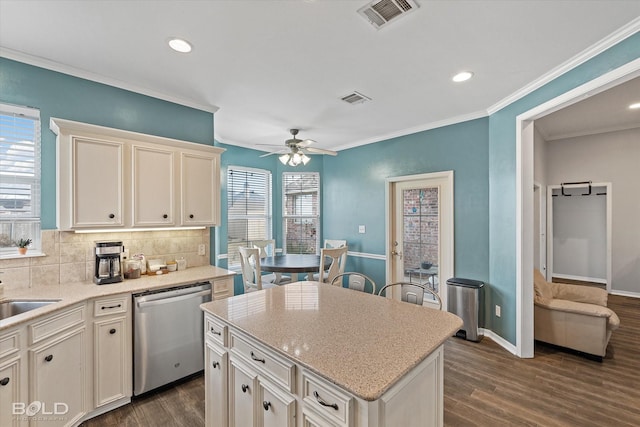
[0,251,46,260]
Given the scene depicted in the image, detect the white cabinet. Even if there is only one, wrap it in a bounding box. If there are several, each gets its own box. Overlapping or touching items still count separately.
[212,276,234,300]
[205,342,228,427]
[229,357,256,427]
[258,378,296,427]
[132,146,175,226]
[92,295,131,409]
[181,152,219,226]
[0,327,25,427]
[51,118,224,230]
[29,327,86,427]
[65,137,125,229]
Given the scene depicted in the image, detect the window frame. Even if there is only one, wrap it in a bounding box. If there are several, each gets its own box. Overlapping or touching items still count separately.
[282,171,320,255]
[226,165,273,270]
[0,103,42,257]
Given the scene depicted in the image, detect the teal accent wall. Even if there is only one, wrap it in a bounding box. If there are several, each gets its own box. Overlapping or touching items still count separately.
[0,58,214,230]
[322,118,490,289]
[488,32,640,343]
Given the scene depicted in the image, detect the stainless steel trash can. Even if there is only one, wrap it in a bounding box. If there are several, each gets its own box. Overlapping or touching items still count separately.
[446,278,484,342]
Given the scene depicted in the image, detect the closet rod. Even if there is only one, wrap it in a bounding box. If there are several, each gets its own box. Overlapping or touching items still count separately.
[561,181,591,196]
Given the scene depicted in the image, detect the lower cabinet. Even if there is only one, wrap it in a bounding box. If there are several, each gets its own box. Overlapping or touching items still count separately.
[29,327,86,427]
[205,342,228,427]
[258,378,296,427]
[0,356,23,427]
[229,358,256,427]
[93,316,129,407]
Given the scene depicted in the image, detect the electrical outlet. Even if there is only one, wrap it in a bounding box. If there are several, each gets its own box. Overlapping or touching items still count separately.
[358,225,366,234]
[198,244,206,256]
[495,305,501,318]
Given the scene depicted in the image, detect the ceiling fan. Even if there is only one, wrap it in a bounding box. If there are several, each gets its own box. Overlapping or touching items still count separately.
[259,129,337,166]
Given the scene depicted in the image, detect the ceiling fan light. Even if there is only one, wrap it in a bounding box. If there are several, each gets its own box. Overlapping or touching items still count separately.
[301,153,311,165]
[291,152,302,165]
[279,153,290,164]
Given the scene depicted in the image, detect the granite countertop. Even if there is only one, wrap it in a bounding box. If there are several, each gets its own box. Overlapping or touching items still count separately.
[0,265,235,331]
[201,281,463,401]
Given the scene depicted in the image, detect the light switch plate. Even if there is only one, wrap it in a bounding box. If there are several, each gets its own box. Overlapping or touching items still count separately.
[358,225,366,234]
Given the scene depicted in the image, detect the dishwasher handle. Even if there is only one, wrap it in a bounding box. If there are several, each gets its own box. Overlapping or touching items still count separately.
[136,289,211,309]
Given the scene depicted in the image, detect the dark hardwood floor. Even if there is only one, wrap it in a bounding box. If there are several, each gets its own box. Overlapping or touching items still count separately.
[82,295,639,427]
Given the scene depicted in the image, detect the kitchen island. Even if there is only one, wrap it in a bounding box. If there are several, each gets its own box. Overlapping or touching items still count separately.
[200,281,463,427]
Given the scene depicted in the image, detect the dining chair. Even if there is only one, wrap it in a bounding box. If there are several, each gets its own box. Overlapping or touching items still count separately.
[330,272,377,294]
[238,246,277,293]
[377,282,442,310]
[324,239,347,249]
[252,239,291,284]
[318,246,348,283]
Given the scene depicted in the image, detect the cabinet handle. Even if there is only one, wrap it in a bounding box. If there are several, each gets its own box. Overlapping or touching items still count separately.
[0,377,9,386]
[189,214,194,219]
[210,327,221,336]
[109,328,117,334]
[108,213,115,219]
[101,304,122,310]
[241,384,249,393]
[313,391,339,411]
[44,355,53,362]
[163,214,168,219]
[262,401,271,411]
[212,361,219,369]
[250,351,265,364]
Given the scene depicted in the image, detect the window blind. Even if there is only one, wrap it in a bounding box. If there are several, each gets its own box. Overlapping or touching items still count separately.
[282,172,320,254]
[227,166,272,268]
[0,104,41,253]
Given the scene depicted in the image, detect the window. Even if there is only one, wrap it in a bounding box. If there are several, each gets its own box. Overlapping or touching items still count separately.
[227,166,272,269]
[283,172,319,254]
[0,104,41,255]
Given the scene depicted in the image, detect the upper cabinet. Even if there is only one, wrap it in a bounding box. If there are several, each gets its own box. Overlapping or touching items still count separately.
[50,118,224,231]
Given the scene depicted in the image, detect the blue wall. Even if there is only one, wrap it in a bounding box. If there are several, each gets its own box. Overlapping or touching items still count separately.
[0,58,215,230]
[488,32,640,342]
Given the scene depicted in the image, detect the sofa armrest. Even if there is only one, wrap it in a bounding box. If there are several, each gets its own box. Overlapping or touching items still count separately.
[536,299,613,318]
[551,283,608,306]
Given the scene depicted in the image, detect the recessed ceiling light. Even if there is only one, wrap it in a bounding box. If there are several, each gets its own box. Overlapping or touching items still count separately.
[452,71,474,83]
[629,102,640,109]
[168,37,192,53]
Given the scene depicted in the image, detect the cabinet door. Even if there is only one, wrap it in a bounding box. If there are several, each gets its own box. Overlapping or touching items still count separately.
[0,357,22,427]
[132,146,175,226]
[73,138,124,227]
[205,342,228,427]
[94,317,130,408]
[181,152,219,226]
[257,379,296,427]
[229,359,256,427]
[212,277,234,300]
[29,328,86,427]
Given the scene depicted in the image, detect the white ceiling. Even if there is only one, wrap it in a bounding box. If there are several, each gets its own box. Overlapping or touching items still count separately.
[1,0,639,153]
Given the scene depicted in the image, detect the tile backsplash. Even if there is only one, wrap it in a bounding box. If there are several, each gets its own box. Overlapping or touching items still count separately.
[0,228,211,292]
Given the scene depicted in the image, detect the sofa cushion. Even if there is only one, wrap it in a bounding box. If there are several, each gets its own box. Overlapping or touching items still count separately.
[552,283,608,307]
[533,269,553,305]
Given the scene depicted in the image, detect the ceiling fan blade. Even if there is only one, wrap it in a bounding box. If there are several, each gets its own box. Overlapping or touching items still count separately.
[304,146,337,156]
[297,139,316,147]
[259,149,288,158]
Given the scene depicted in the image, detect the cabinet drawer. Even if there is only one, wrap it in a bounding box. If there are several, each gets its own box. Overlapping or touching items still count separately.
[302,370,353,427]
[0,329,20,359]
[29,304,85,345]
[205,315,227,347]
[212,277,233,300]
[230,331,295,393]
[93,295,129,317]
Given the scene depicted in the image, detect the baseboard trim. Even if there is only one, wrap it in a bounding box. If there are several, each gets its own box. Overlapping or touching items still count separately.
[552,273,606,284]
[479,328,518,356]
[610,290,640,299]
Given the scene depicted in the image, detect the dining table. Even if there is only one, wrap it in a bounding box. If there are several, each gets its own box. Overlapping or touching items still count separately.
[260,253,321,282]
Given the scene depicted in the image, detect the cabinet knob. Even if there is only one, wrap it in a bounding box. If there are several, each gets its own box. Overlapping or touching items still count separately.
[163,214,168,219]
[212,361,219,369]
[108,213,115,219]
[0,377,9,386]
[262,401,271,411]
[109,328,117,334]
[241,384,249,393]
[189,214,194,219]
[44,354,53,362]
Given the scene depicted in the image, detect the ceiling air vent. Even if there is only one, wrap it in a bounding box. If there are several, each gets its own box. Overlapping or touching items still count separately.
[341,91,372,105]
[357,0,419,30]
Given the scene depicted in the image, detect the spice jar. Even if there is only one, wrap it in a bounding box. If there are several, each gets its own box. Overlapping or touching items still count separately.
[124,259,141,279]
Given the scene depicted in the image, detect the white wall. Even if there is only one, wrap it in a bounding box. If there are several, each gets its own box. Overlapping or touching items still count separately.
[546,127,640,294]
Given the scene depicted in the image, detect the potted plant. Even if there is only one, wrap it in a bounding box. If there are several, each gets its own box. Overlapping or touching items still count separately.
[15,238,32,255]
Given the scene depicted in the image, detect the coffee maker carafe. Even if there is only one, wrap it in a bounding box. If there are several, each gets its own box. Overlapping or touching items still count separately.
[94,241,123,285]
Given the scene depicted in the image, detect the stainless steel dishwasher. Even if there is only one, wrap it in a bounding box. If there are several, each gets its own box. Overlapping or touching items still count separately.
[132,282,211,395]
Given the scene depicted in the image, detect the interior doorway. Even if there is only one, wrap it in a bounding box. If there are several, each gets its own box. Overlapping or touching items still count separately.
[385,171,454,309]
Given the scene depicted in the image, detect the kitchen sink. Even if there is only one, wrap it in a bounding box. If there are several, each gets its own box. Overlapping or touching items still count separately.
[0,299,61,320]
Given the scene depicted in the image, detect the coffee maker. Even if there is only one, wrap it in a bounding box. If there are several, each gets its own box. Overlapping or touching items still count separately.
[94,241,123,285]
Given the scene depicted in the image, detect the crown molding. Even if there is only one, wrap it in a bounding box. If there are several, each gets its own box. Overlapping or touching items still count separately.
[0,47,219,114]
[487,17,640,115]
